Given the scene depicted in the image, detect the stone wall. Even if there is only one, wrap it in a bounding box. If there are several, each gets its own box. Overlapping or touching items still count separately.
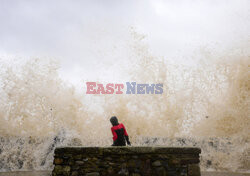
[52,147,201,176]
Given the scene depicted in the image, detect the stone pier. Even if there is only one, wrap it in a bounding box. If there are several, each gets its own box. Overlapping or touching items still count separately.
[52,146,201,176]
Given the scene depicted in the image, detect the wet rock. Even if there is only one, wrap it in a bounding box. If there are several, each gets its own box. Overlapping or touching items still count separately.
[53,165,62,174]
[118,163,129,175]
[62,165,71,172]
[128,159,137,167]
[107,167,114,174]
[71,171,78,176]
[54,158,63,165]
[155,166,167,176]
[152,160,162,167]
[74,155,82,160]
[188,164,200,176]
[75,161,84,165]
[131,173,141,176]
[85,172,100,176]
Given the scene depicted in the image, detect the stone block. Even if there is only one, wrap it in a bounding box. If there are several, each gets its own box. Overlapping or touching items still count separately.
[188,164,200,176]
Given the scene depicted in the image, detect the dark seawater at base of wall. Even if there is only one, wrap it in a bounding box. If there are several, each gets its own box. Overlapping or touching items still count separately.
[0,171,249,176]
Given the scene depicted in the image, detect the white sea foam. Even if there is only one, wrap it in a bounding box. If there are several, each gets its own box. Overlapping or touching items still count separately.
[0,31,249,172]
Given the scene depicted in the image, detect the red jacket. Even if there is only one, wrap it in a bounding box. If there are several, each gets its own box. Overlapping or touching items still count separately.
[111,123,129,146]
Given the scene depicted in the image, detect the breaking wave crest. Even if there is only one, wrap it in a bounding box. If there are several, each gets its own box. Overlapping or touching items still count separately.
[0,33,249,172]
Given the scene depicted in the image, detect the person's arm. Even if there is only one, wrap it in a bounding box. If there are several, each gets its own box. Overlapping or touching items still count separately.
[121,124,131,145]
[111,127,117,146]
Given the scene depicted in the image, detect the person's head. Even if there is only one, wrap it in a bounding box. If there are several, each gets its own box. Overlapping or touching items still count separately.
[110,116,119,126]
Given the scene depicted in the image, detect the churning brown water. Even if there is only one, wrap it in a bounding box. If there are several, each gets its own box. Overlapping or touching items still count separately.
[0,30,249,174]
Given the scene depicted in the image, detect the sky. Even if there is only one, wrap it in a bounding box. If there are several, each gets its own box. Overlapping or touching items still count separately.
[0,0,249,87]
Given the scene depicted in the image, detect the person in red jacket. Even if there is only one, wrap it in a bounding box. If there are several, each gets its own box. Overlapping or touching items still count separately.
[110,116,131,146]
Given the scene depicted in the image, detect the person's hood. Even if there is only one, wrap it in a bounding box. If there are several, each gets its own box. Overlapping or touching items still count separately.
[110,116,119,126]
